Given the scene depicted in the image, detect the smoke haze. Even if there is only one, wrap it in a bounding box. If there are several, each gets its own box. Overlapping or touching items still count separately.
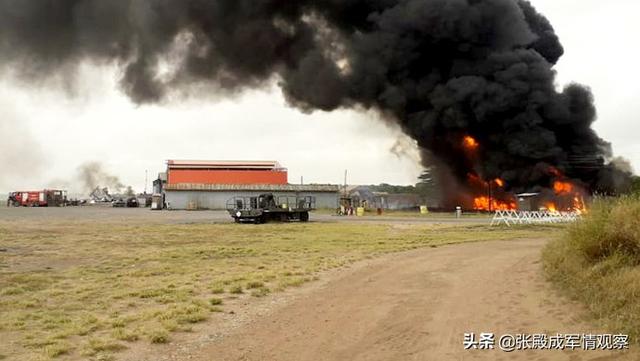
[0,102,46,192]
[77,161,126,194]
[0,0,632,200]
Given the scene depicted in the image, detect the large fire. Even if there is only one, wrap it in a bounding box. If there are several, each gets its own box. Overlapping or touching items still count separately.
[464,167,589,213]
[463,143,589,214]
[473,196,517,211]
[553,181,573,194]
[543,197,587,214]
[545,169,589,213]
[468,173,517,211]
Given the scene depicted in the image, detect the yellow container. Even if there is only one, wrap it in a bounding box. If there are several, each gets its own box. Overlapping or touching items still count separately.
[356,207,365,217]
[420,205,429,214]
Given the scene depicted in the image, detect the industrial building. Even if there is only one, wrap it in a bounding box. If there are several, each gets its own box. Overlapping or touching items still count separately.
[159,160,340,210]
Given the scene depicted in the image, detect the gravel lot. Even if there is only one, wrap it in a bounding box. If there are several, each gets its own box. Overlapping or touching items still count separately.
[0,205,491,225]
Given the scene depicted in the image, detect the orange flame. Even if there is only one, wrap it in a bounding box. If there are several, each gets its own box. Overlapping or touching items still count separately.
[473,196,517,211]
[494,178,505,187]
[545,180,588,213]
[573,196,587,214]
[553,181,573,195]
[462,136,479,150]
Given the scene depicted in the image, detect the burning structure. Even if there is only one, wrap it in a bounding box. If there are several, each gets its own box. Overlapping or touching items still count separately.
[89,187,114,203]
[0,0,633,210]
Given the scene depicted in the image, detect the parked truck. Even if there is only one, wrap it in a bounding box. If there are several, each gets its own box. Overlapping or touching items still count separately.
[7,190,68,207]
[226,193,315,224]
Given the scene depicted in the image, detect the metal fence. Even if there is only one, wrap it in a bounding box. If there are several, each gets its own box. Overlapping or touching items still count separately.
[490,210,582,226]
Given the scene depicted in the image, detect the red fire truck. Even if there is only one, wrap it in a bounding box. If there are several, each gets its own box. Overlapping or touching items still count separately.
[7,190,68,207]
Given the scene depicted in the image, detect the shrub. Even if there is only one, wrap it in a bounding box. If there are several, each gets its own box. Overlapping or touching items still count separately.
[210,287,225,294]
[246,281,264,289]
[44,342,71,358]
[543,195,640,340]
[147,329,169,344]
[209,298,223,306]
[250,287,270,298]
[567,196,640,262]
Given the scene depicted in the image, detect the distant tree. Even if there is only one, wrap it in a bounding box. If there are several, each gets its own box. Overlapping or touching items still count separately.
[365,167,444,206]
[369,183,417,194]
[415,167,442,206]
[632,176,640,195]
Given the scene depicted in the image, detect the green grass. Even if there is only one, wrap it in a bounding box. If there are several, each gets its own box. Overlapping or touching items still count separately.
[0,218,555,359]
[543,195,640,340]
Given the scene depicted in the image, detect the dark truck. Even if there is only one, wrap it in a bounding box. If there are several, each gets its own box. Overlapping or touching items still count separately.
[226,193,315,224]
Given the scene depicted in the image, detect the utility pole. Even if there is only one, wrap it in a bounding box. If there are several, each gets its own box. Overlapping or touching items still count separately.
[144,170,148,194]
[344,169,348,197]
[488,181,493,212]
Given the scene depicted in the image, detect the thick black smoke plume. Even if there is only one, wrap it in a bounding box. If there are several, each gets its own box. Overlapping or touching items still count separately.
[0,0,632,203]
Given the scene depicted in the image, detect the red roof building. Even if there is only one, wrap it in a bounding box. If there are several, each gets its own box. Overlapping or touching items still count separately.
[159,160,339,210]
[166,160,288,185]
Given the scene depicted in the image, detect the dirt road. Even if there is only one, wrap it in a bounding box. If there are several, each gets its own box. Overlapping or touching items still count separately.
[156,238,631,361]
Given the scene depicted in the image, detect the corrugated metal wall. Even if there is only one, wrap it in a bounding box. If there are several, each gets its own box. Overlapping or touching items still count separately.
[165,190,339,210]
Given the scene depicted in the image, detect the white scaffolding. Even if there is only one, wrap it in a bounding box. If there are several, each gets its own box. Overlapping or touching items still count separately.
[490,210,582,226]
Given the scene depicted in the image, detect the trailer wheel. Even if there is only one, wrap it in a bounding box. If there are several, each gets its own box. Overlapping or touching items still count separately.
[254,216,264,225]
[300,212,309,222]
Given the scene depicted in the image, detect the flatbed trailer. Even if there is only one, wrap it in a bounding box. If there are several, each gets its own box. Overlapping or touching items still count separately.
[226,193,315,224]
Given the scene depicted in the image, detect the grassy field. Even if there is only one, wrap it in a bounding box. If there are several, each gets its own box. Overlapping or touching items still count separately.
[1,217,559,360]
[543,195,640,341]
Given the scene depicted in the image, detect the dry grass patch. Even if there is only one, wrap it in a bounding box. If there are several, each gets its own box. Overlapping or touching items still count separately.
[543,195,640,340]
[0,218,556,359]
[146,329,169,344]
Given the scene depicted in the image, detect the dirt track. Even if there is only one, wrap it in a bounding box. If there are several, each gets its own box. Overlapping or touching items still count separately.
[154,238,632,361]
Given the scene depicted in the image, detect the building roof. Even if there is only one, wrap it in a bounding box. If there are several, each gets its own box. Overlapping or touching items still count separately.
[164,183,340,193]
[516,192,540,198]
[167,160,285,171]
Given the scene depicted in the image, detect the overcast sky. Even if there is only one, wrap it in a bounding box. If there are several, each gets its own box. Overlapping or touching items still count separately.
[0,0,637,195]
